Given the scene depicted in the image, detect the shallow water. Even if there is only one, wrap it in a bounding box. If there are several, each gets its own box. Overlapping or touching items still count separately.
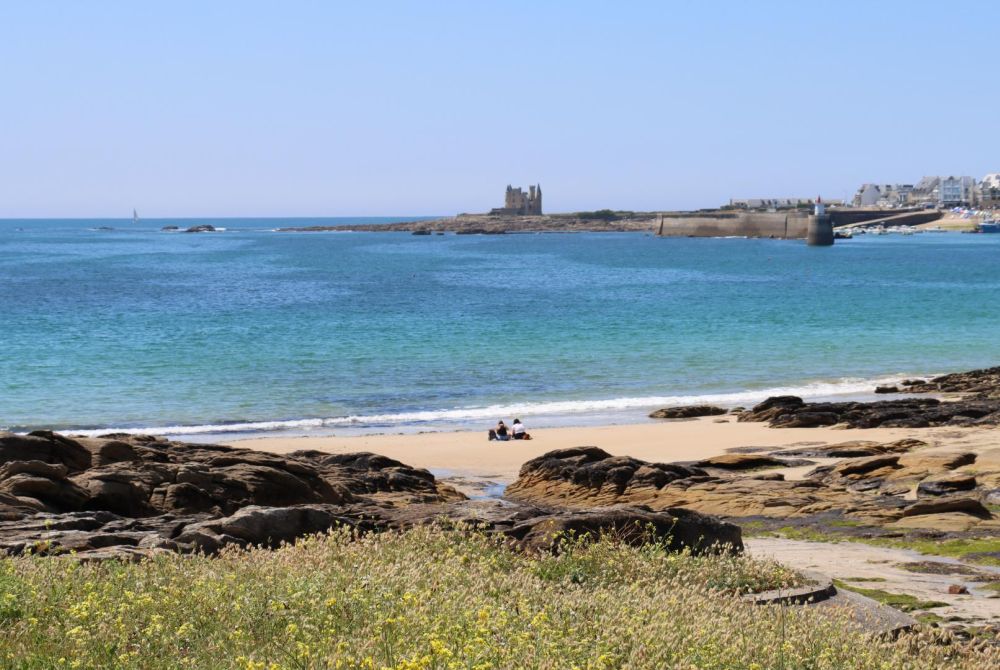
[2,219,999,437]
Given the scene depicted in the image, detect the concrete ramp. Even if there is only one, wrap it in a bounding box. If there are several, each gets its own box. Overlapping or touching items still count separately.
[839,210,943,230]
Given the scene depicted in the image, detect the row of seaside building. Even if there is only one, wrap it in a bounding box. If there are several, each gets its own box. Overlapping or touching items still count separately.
[729,174,1000,211]
[852,174,1000,208]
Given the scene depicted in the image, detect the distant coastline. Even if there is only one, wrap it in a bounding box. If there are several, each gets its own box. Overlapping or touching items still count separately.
[277,211,659,233]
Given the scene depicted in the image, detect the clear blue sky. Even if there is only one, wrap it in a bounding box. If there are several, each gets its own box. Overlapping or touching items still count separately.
[2,1,998,217]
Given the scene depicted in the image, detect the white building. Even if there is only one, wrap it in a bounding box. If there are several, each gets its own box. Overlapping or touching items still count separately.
[982,173,1000,206]
[938,176,977,206]
[851,183,913,207]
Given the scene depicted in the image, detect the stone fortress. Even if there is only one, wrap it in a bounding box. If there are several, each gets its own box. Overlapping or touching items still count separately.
[490,184,542,215]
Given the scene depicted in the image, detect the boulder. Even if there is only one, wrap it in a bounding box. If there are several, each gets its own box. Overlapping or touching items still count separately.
[0,467,90,511]
[0,432,91,473]
[770,412,840,428]
[774,439,922,459]
[898,366,1000,398]
[916,474,978,497]
[694,454,787,470]
[738,394,1000,429]
[174,505,364,553]
[901,496,992,519]
[649,405,728,419]
[507,505,742,555]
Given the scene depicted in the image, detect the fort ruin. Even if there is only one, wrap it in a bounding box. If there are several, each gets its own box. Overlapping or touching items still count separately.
[490,184,542,216]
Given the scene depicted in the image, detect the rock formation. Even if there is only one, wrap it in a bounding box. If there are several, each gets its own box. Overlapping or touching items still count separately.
[505,444,1000,535]
[0,432,740,560]
[736,395,1000,429]
[897,367,1000,398]
[649,405,728,419]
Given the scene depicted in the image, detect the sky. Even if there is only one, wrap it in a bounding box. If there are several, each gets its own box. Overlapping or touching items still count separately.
[1,1,998,217]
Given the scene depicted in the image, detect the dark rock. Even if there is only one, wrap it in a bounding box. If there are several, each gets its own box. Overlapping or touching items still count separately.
[0,460,91,511]
[511,447,706,499]
[695,454,787,470]
[174,505,364,552]
[771,412,840,428]
[917,475,978,497]
[0,432,92,473]
[948,584,969,595]
[649,405,728,419]
[737,396,805,423]
[898,366,1000,398]
[901,496,992,519]
[160,225,180,231]
[507,505,742,555]
[738,394,1000,430]
[184,224,216,233]
[834,455,901,477]
[774,439,923,459]
[0,432,468,557]
[874,385,900,394]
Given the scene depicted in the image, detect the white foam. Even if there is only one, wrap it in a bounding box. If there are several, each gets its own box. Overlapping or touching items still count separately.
[58,374,915,438]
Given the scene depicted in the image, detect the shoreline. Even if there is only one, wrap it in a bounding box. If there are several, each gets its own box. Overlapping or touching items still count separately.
[29,372,929,442]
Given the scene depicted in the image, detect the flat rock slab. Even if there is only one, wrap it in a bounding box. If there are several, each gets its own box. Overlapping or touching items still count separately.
[813,589,917,637]
[746,537,1000,626]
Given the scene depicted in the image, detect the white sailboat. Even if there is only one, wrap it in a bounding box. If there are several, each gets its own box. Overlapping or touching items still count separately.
[132,208,139,224]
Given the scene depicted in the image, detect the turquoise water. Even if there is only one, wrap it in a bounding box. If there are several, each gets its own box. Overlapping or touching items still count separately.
[2,219,1000,438]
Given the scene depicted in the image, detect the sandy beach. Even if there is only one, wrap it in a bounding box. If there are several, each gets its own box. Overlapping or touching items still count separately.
[227,416,986,484]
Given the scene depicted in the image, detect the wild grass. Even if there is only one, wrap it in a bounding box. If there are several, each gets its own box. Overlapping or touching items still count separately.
[831,580,949,613]
[0,525,996,669]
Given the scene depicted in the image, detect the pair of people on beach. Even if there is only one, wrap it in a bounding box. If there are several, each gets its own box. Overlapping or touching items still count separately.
[488,418,530,441]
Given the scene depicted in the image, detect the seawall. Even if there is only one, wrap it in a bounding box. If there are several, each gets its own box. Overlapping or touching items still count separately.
[656,212,809,239]
[655,209,922,239]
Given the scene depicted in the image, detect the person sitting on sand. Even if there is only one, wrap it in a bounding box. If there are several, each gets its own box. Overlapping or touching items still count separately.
[511,418,531,440]
[488,420,510,441]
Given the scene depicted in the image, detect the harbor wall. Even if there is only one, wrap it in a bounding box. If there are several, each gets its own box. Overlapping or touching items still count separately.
[656,212,809,238]
[655,209,918,238]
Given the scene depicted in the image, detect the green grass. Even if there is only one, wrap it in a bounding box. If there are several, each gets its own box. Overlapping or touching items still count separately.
[916,612,946,625]
[0,527,996,669]
[832,580,949,613]
[839,577,887,583]
[868,537,1000,566]
[827,520,863,528]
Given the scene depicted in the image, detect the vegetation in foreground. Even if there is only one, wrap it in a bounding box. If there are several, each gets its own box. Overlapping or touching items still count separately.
[1,526,997,669]
[831,580,948,613]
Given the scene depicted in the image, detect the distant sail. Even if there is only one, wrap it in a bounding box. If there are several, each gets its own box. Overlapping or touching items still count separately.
[133,209,139,224]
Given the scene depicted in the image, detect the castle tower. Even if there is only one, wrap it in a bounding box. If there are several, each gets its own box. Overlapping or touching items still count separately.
[535,184,542,214]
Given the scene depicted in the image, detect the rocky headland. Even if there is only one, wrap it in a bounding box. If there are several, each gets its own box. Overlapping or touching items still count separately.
[0,431,740,560]
[278,212,659,234]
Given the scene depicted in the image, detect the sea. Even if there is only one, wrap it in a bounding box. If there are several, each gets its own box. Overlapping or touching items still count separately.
[2,218,1000,441]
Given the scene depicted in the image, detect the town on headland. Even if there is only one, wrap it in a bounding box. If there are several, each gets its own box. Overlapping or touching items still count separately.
[278,173,1000,238]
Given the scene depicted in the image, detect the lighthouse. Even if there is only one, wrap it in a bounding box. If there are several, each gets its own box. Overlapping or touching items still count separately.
[807,196,834,246]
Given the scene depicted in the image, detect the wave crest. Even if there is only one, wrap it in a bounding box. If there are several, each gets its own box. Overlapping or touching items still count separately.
[55,374,912,438]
